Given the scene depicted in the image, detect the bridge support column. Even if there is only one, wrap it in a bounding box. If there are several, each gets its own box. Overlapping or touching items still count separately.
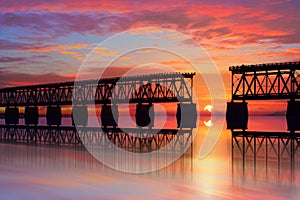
[5,107,19,125]
[46,106,62,126]
[72,106,88,126]
[24,107,39,125]
[226,102,248,130]
[176,103,197,128]
[101,105,118,127]
[136,103,154,127]
[286,101,300,131]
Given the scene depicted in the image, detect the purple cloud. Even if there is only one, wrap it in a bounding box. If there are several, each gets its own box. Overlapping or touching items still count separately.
[0,67,74,88]
[0,57,27,63]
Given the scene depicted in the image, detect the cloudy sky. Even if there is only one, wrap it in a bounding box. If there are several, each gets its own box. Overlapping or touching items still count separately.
[0,0,299,114]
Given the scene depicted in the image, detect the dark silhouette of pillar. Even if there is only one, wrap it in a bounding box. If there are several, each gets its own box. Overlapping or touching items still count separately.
[5,107,19,125]
[226,102,248,130]
[176,103,197,128]
[101,105,118,127]
[286,100,300,131]
[46,106,62,126]
[136,103,154,127]
[72,106,88,126]
[24,107,39,125]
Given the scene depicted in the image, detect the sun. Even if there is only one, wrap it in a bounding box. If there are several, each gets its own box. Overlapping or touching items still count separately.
[204,104,213,112]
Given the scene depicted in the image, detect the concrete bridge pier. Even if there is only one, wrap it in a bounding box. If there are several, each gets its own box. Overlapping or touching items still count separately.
[5,107,19,125]
[101,104,119,127]
[46,106,62,126]
[226,102,248,130]
[136,103,154,127]
[176,103,197,128]
[24,107,39,125]
[286,100,300,131]
[72,105,88,126]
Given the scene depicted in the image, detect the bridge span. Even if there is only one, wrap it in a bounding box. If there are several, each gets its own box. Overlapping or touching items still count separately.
[226,61,300,131]
[0,72,197,128]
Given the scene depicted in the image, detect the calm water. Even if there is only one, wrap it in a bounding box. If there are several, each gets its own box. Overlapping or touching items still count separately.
[0,116,299,199]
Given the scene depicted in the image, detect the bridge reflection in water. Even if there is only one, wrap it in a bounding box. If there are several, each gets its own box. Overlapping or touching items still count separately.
[232,130,300,184]
[0,125,193,152]
[0,124,194,176]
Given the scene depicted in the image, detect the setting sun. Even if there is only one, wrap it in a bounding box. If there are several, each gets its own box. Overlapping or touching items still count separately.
[204,105,213,112]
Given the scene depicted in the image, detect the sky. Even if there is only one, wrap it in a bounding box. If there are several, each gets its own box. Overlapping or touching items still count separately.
[0,0,300,115]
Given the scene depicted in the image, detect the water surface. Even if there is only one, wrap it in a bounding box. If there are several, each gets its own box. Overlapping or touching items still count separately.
[0,116,299,199]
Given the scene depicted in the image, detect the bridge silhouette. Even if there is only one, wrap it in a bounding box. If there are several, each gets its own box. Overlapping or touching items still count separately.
[226,61,300,131]
[0,72,197,128]
[230,61,300,100]
[0,72,195,106]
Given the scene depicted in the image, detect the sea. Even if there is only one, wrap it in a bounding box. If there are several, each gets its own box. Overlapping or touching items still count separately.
[0,116,299,200]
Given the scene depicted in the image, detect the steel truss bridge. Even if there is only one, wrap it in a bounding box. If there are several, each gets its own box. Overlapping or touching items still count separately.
[230,61,300,101]
[0,72,195,106]
[0,72,197,127]
[227,61,300,131]
[0,125,193,153]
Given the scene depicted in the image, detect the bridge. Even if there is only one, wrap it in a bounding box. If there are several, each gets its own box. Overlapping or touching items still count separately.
[226,61,300,130]
[0,72,195,106]
[0,72,197,128]
[230,61,300,101]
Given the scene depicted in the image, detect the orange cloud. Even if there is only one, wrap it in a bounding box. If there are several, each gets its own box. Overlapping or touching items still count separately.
[287,48,300,53]
[94,47,118,57]
[187,4,250,18]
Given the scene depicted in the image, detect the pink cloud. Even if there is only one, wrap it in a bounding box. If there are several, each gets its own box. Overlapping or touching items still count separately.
[0,0,299,116]
[1,1,299,46]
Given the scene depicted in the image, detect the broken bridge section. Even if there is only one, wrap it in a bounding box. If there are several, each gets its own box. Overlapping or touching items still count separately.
[227,61,300,131]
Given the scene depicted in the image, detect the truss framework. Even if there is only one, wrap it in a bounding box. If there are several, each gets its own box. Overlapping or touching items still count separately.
[230,62,300,101]
[0,72,195,106]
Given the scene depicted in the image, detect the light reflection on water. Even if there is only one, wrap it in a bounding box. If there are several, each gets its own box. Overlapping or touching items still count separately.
[0,116,300,199]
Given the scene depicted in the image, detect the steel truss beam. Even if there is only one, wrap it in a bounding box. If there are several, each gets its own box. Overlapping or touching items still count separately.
[229,61,300,100]
[0,72,195,106]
